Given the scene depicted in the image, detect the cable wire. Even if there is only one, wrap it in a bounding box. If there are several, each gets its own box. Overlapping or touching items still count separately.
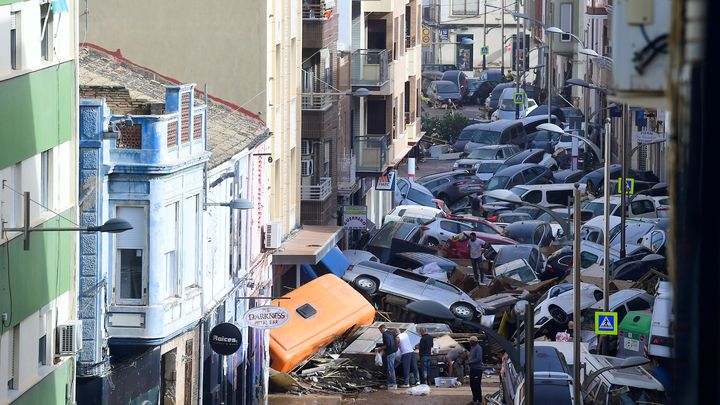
[1,182,80,227]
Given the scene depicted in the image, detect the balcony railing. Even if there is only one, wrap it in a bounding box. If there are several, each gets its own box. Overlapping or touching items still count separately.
[337,153,359,197]
[301,93,334,111]
[351,49,390,87]
[302,3,330,20]
[405,35,416,49]
[354,133,390,173]
[301,177,333,201]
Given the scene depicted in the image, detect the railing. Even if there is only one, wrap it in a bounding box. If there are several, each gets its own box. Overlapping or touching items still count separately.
[405,35,416,49]
[351,49,389,87]
[301,177,333,201]
[354,133,390,173]
[302,3,329,20]
[301,93,334,111]
[337,153,358,196]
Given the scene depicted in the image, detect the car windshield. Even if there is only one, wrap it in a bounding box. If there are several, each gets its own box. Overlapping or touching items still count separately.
[583,201,618,217]
[485,176,509,191]
[467,149,499,159]
[510,186,529,197]
[509,230,535,244]
[477,162,503,174]
[408,188,434,206]
[437,82,459,93]
[469,130,502,145]
[500,97,520,111]
[608,386,667,404]
[496,263,537,283]
[531,130,561,142]
[467,80,480,91]
[537,211,570,222]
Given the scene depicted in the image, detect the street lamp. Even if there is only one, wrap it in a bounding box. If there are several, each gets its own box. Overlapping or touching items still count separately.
[580,356,651,392]
[205,198,254,210]
[1,190,133,250]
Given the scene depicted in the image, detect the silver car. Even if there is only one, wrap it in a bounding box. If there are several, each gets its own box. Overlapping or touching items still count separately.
[343,260,484,320]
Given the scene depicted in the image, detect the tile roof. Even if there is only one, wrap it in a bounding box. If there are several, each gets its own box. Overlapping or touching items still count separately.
[79,46,268,169]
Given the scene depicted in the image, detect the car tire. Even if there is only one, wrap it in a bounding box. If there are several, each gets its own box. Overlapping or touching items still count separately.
[451,303,476,320]
[424,237,440,248]
[354,277,379,295]
[548,305,568,324]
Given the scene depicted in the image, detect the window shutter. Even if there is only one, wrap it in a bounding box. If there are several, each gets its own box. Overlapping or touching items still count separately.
[10,12,17,29]
[116,207,146,249]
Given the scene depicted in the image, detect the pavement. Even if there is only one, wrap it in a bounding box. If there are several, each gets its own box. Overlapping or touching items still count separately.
[269,374,502,405]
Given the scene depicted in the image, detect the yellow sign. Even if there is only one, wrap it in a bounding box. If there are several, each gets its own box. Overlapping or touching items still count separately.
[617,177,635,194]
[595,311,618,335]
[422,27,431,46]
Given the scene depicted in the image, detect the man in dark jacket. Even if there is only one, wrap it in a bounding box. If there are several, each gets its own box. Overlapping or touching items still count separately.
[415,327,434,384]
[376,324,398,389]
[468,336,484,404]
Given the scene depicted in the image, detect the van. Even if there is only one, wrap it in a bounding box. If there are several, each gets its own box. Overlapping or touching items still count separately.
[494,87,529,120]
[269,274,376,372]
[509,183,585,207]
[462,120,528,152]
[648,281,673,358]
[441,70,469,98]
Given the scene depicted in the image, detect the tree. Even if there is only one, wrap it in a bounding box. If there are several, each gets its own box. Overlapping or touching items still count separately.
[421,111,471,144]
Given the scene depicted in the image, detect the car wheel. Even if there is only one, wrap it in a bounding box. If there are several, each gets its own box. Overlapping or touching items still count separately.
[425,237,440,248]
[451,303,476,320]
[548,305,568,324]
[593,290,604,302]
[354,277,379,295]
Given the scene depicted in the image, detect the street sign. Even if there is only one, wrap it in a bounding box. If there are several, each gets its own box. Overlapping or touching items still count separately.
[209,323,242,355]
[617,177,635,194]
[376,170,397,191]
[481,46,489,55]
[595,311,618,335]
[244,306,291,330]
[440,29,449,41]
[513,92,525,104]
[635,131,667,144]
[343,205,368,229]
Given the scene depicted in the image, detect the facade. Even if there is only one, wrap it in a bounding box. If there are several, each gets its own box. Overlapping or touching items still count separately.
[76,47,272,405]
[350,0,424,227]
[0,1,79,404]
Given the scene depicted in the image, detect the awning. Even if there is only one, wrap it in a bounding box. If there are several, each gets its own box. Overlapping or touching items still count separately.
[271,225,343,265]
[300,247,350,282]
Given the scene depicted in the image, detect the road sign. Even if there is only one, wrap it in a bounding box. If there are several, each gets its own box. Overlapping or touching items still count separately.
[595,311,618,335]
[513,92,525,104]
[422,27,431,46]
[343,205,368,229]
[481,46,489,55]
[617,177,635,194]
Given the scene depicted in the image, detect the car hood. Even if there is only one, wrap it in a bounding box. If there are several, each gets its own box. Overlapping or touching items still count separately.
[455,158,484,166]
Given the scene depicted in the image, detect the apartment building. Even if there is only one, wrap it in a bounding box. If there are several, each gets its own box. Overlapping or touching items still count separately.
[0,1,79,404]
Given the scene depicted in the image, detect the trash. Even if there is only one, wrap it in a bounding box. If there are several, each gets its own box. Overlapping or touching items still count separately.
[363,387,376,393]
[374,352,383,367]
[407,384,432,395]
[434,377,459,388]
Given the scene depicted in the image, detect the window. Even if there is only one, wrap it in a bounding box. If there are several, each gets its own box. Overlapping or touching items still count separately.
[40,4,53,62]
[165,202,180,297]
[116,207,146,304]
[547,190,573,205]
[559,3,573,42]
[41,150,49,210]
[183,195,199,288]
[440,220,458,233]
[523,190,542,204]
[38,308,51,367]
[10,12,19,70]
[395,269,427,282]
[580,252,599,268]
[631,200,655,215]
[627,297,652,311]
[452,0,479,15]
[7,325,19,391]
[533,226,545,244]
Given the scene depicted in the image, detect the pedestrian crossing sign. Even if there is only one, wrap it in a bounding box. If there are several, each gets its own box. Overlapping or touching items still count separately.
[595,311,618,335]
[617,177,635,194]
[481,46,489,55]
[514,92,524,104]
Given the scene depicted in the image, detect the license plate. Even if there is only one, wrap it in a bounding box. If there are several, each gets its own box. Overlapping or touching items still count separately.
[623,338,640,352]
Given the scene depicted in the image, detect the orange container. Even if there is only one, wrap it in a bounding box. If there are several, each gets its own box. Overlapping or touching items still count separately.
[269,274,376,372]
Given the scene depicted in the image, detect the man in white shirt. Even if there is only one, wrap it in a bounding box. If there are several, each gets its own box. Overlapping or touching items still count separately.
[466,232,487,283]
[396,329,420,387]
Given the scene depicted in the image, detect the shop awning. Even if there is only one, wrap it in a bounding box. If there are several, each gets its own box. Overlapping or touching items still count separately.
[271,225,343,265]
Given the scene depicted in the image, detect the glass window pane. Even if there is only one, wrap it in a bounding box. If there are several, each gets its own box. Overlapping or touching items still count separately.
[120,249,143,299]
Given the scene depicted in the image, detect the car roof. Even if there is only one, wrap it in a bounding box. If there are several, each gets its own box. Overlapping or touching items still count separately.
[511,183,581,191]
[583,354,664,390]
[469,144,516,151]
[505,220,548,232]
[463,119,524,131]
[519,345,569,372]
[590,289,650,309]
[392,252,456,267]
[503,148,544,164]
[494,163,546,176]
[418,170,472,181]
[431,80,456,86]
[500,87,525,96]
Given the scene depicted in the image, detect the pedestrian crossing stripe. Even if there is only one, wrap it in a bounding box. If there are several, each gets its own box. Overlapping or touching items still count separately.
[595,311,618,335]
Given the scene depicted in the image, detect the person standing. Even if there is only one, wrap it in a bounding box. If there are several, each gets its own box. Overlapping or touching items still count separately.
[376,324,398,389]
[466,232,487,283]
[444,346,468,380]
[415,327,434,384]
[468,336,484,404]
[397,329,420,387]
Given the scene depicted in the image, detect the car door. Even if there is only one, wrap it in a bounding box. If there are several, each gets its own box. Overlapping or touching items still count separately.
[422,278,462,303]
[439,220,463,243]
[382,269,429,300]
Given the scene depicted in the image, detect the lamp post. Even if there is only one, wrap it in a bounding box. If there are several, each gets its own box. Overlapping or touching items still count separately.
[545,27,564,123]
[1,191,133,250]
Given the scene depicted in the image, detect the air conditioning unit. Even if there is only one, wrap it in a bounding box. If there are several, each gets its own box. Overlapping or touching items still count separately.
[56,320,82,356]
[301,140,313,156]
[265,221,283,249]
[301,160,314,177]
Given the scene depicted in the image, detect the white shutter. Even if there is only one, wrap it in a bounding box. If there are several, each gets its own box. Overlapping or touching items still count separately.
[116,207,146,249]
[301,140,312,155]
[10,12,17,29]
[560,4,573,42]
[301,160,314,176]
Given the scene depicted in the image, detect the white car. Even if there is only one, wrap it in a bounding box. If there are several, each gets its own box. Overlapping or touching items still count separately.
[384,205,443,226]
[533,282,604,332]
[555,132,585,152]
[417,217,483,247]
[526,98,538,115]
[582,195,659,219]
[652,196,671,218]
[342,250,380,265]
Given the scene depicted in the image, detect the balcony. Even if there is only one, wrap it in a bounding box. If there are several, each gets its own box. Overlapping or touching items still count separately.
[352,49,390,88]
[337,153,359,198]
[303,5,338,49]
[301,177,333,201]
[354,134,390,174]
[301,93,334,111]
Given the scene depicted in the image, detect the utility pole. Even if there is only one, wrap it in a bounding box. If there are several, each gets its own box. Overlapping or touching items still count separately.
[515,0,521,119]
[501,0,505,75]
[620,104,629,258]
[483,1,488,70]
[545,0,552,123]
[572,182,582,405]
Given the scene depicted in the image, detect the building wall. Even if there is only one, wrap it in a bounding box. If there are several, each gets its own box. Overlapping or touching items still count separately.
[0,1,78,403]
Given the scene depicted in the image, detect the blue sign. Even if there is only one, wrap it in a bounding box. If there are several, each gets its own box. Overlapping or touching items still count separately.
[481,46,489,55]
[440,29,449,41]
[513,92,525,104]
[595,311,618,335]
